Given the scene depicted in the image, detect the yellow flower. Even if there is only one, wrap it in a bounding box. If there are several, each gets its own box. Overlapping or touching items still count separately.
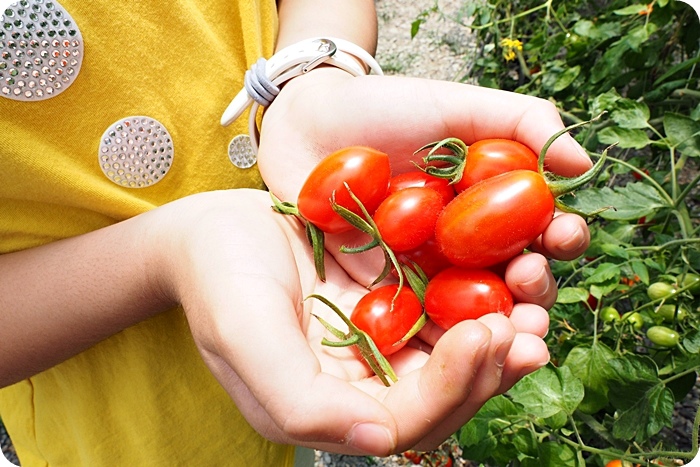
[500,38,523,61]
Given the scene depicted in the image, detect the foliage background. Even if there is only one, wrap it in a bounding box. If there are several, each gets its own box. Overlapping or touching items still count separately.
[406,0,700,466]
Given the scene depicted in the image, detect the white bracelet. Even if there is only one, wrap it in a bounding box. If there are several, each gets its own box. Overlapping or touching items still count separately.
[220,37,383,153]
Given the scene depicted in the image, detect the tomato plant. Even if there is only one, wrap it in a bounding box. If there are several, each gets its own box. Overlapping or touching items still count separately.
[409,0,700,466]
[424,267,513,330]
[373,186,445,252]
[350,284,424,356]
[296,146,391,234]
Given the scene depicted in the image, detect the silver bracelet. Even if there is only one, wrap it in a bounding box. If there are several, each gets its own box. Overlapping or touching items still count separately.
[220,37,383,153]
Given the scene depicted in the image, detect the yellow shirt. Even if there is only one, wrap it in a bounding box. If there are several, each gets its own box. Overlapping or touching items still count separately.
[0,1,295,465]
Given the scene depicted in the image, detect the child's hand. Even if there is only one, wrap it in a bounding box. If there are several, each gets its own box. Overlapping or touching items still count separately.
[161,189,549,455]
[257,70,592,309]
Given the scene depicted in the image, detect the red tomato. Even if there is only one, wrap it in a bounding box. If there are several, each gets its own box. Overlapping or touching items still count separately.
[297,146,391,233]
[373,187,446,252]
[436,170,555,269]
[424,267,513,330]
[350,284,424,356]
[388,170,456,205]
[395,236,453,279]
[455,139,538,192]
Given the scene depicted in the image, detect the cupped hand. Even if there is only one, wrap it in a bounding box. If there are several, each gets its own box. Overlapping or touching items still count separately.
[160,189,550,455]
[257,69,593,308]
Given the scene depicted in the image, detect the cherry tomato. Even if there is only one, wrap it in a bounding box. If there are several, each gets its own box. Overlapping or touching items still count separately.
[657,304,688,322]
[388,170,456,205]
[297,146,391,234]
[605,461,623,467]
[374,187,446,252]
[350,284,423,356]
[647,282,677,301]
[621,311,644,330]
[600,306,621,323]
[646,325,680,348]
[435,170,555,269]
[395,236,453,279]
[678,273,700,295]
[424,267,513,330]
[455,139,538,192]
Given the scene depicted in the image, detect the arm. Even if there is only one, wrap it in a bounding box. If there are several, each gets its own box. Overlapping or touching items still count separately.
[275,0,377,52]
[0,211,173,386]
[0,188,550,455]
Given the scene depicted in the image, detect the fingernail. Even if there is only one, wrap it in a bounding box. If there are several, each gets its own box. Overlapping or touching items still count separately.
[517,359,550,380]
[495,341,510,368]
[347,423,395,455]
[517,266,550,298]
[572,139,593,167]
[558,225,586,252]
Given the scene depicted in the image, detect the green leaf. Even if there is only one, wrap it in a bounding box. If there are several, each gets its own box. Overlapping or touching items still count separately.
[597,126,652,149]
[573,20,621,41]
[683,329,700,353]
[589,88,622,117]
[538,442,578,467]
[630,259,650,284]
[607,355,675,442]
[559,183,667,221]
[591,43,628,84]
[653,55,700,86]
[611,99,650,129]
[563,343,617,413]
[663,112,700,157]
[584,262,621,285]
[624,24,657,52]
[553,65,581,92]
[458,395,521,463]
[556,287,590,304]
[410,19,424,39]
[508,365,584,419]
[614,4,648,15]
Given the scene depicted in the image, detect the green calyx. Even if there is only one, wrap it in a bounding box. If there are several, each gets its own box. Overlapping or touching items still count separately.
[537,113,613,217]
[270,192,327,281]
[307,293,398,386]
[416,137,469,184]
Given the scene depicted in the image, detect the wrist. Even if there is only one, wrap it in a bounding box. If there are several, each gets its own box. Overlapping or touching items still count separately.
[220,37,382,154]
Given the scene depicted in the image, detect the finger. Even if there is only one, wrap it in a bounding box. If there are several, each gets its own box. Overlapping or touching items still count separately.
[438,83,593,176]
[411,313,517,450]
[530,212,591,260]
[505,253,558,309]
[498,332,550,394]
[509,303,550,338]
[369,319,492,452]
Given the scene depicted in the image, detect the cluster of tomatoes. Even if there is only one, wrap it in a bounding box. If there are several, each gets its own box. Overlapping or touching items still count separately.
[273,133,605,384]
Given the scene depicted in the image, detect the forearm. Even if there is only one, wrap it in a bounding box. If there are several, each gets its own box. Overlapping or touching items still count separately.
[275,0,377,54]
[0,210,174,387]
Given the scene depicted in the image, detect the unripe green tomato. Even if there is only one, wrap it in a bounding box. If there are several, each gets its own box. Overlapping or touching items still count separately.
[646,325,680,348]
[600,306,621,323]
[657,304,688,322]
[679,273,700,295]
[647,282,677,301]
[621,311,644,330]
